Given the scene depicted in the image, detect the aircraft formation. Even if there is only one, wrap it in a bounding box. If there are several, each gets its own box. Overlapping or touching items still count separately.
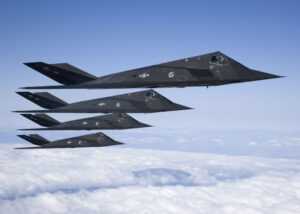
[15,51,282,149]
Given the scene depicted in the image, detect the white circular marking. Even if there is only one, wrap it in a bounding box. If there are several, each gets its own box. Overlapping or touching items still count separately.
[116,102,121,108]
[168,72,175,78]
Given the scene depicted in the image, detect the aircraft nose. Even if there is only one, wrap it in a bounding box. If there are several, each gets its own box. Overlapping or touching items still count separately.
[249,69,284,80]
[259,73,283,80]
[140,123,153,128]
[174,104,193,111]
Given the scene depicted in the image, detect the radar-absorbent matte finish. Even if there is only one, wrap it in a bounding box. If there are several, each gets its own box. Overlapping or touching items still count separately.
[21,51,282,90]
[14,89,192,113]
[19,113,151,130]
[16,132,123,149]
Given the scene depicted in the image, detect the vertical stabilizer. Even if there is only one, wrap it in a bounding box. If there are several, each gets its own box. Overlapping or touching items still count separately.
[16,91,68,109]
[18,134,49,146]
[21,114,60,127]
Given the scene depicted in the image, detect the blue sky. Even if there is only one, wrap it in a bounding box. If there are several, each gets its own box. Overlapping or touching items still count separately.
[1,2,300,213]
[0,0,300,133]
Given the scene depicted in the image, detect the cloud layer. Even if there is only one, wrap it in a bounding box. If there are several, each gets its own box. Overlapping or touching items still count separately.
[3,128,300,159]
[0,144,300,214]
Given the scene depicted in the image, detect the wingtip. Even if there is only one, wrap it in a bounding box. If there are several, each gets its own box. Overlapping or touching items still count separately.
[14,110,50,113]
[18,85,70,89]
[19,86,45,90]
[19,86,40,90]
[12,110,26,113]
[14,147,41,149]
[13,110,41,113]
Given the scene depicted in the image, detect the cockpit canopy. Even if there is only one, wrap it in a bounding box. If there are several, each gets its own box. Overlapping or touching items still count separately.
[145,91,156,99]
[211,55,228,64]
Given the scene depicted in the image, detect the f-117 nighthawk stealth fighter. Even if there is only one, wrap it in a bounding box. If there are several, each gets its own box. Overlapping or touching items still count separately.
[21,51,282,90]
[14,89,191,113]
[19,113,151,130]
[15,132,123,149]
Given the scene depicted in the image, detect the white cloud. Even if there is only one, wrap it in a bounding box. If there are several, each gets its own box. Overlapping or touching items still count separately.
[0,144,300,214]
[249,141,258,146]
[4,129,300,159]
[287,137,300,142]
[176,138,188,143]
[212,138,223,143]
[212,138,224,145]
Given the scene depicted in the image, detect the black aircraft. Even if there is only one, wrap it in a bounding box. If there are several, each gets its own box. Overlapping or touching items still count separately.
[19,113,151,130]
[16,132,124,149]
[14,89,191,113]
[21,51,282,90]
